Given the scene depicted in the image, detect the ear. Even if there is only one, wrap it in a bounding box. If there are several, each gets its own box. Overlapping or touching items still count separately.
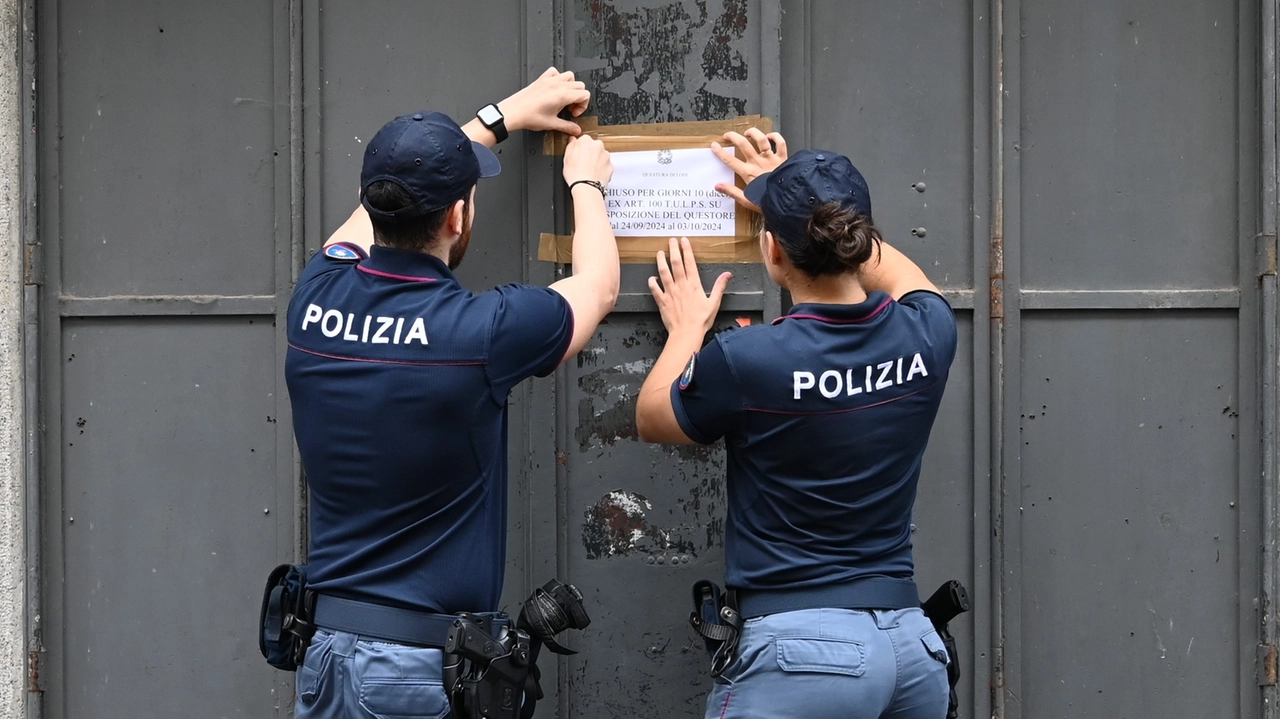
[446,198,467,237]
[764,230,786,266]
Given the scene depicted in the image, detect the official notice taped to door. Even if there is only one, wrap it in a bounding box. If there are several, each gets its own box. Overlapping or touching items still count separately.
[605,148,737,237]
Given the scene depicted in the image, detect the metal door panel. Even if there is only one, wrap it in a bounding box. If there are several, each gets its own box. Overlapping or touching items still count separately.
[56,0,278,298]
[806,0,976,287]
[315,0,530,291]
[39,1,298,715]
[565,315,739,717]
[912,313,977,717]
[1018,312,1243,717]
[1019,0,1240,290]
[58,318,281,718]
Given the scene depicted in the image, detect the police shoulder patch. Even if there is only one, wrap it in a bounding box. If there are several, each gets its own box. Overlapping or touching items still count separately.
[323,243,360,261]
[678,354,696,391]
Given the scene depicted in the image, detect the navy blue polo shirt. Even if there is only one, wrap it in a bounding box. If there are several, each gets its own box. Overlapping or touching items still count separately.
[670,290,957,592]
[285,242,573,614]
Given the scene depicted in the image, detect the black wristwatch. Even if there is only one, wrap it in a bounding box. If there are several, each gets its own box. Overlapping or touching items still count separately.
[476,103,508,144]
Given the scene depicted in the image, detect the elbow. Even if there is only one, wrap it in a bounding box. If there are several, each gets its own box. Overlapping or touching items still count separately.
[634,402,657,443]
[601,275,620,314]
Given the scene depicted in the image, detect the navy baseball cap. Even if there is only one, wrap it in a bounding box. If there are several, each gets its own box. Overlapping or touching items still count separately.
[360,111,501,222]
[744,149,872,248]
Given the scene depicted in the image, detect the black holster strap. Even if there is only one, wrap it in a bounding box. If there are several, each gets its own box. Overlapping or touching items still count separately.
[738,576,920,618]
[314,595,504,649]
[689,614,738,643]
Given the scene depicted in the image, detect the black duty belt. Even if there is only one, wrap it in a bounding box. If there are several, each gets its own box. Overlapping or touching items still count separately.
[737,576,920,618]
[313,594,506,649]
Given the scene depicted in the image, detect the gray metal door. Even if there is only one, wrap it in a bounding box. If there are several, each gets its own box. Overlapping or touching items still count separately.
[37,0,301,715]
[33,0,1274,717]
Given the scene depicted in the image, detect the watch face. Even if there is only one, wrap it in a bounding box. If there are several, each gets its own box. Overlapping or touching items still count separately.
[478,105,503,126]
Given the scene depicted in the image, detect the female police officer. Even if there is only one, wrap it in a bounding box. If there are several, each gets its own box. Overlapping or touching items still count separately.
[635,129,956,719]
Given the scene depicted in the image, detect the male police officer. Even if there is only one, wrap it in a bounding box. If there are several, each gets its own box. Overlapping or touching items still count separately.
[284,68,618,718]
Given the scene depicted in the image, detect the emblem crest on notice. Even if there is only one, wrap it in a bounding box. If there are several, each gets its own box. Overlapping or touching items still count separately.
[657,149,673,165]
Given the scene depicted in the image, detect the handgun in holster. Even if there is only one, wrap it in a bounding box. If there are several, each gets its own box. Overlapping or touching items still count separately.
[688,579,744,678]
[920,580,971,719]
[444,579,591,719]
[444,615,531,719]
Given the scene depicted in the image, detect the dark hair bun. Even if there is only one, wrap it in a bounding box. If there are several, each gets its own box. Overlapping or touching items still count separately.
[777,201,880,276]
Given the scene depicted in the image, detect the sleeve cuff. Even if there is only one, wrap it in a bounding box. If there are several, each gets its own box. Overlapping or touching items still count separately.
[669,381,717,445]
[899,289,955,315]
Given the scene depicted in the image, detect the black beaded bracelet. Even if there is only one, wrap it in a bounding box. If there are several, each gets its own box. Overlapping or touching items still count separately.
[567,179,607,198]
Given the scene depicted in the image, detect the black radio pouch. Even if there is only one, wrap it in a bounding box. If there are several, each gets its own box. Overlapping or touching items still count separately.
[259,563,316,671]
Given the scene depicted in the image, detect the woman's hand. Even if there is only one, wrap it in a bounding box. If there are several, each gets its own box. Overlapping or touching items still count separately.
[648,237,732,335]
[710,128,788,212]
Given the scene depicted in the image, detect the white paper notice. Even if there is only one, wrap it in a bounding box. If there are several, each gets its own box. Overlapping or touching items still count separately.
[604,148,737,237]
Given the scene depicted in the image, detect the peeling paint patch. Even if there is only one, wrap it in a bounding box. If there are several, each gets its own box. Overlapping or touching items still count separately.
[576,358,654,450]
[573,0,752,124]
[583,490,667,558]
[582,491,703,560]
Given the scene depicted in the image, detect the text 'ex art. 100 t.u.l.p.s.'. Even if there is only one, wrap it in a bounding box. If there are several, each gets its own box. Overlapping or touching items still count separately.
[539,115,773,264]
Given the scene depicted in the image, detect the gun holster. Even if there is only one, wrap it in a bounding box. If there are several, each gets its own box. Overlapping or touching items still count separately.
[921,580,972,719]
[258,563,316,671]
[444,615,531,719]
[688,580,743,678]
[444,579,591,719]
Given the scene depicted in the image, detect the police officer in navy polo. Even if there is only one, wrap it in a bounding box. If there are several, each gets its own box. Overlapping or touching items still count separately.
[285,68,618,718]
[636,128,957,719]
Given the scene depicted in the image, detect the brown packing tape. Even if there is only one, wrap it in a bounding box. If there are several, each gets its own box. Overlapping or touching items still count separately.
[542,115,774,155]
[538,233,762,265]
[537,233,573,264]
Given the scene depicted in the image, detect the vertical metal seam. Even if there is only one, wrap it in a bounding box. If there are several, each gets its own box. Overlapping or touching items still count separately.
[289,0,302,288]
[1260,0,1278,711]
[552,6,570,716]
[20,0,40,709]
[517,0,532,610]
[989,0,1006,718]
[31,0,59,708]
[759,0,782,321]
[286,0,305,567]
[803,0,812,147]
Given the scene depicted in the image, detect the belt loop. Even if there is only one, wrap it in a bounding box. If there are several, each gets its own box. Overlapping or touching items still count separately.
[871,609,900,630]
[330,628,358,658]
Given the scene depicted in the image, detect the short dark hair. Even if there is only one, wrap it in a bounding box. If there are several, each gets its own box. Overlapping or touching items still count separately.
[765,201,882,276]
[363,180,466,252]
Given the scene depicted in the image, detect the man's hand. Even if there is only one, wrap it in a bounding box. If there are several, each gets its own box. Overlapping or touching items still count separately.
[648,238,732,336]
[563,135,613,186]
[501,67,591,136]
[710,128,788,212]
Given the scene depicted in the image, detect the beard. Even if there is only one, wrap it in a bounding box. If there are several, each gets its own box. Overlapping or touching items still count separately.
[447,219,473,269]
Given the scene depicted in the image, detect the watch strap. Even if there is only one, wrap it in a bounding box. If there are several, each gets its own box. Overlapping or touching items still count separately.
[477,103,508,144]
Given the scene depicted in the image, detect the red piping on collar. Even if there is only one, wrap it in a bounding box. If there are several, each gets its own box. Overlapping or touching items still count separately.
[771,297,892,325]
[357,265,439,282]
